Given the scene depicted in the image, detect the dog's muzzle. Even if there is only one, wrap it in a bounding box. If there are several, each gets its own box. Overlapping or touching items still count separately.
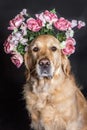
[37,58,53,78]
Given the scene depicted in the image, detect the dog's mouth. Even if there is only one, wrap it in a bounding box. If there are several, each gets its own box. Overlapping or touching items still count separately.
[39,66,52,78]
[36,58,54,78]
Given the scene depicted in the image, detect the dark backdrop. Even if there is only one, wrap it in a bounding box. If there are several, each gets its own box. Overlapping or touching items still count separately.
[0,0,87,130]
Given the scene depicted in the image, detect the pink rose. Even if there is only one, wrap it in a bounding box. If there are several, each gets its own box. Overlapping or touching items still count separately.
[77,21,86,29]
[44,10,58,23]
[3,35,16,54]
[11,53,23,68]
[36,10,58,26]
[54,17,71,31]
[62,38,76,55]
[8,14,24,30]
[27,18,42,32]
[4,40,15,54]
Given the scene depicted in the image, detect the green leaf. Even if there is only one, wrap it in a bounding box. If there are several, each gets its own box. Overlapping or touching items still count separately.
[29,35,34,41]
[56,32,66,42]
[17,43,25,55]
[50,8,56,14]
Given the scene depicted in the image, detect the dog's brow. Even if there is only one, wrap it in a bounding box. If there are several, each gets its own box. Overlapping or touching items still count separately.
[32,41,42,47]
[30,43,38,49]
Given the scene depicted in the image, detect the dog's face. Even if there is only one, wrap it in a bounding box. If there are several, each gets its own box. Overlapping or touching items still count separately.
[24,35,70,79]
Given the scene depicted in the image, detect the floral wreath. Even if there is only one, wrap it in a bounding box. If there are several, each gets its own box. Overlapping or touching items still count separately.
[4,9,86,68]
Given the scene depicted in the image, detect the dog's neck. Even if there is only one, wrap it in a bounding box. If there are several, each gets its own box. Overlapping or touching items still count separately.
[29,66,70,94]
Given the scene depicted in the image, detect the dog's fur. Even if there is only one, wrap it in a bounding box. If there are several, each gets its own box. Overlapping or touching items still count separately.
[24,35,87,130]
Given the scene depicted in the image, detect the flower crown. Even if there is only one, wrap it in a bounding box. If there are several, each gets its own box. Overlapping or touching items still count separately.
[4,9,85,68]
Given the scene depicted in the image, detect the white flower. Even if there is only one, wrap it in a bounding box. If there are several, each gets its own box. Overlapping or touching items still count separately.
[8,34,19,45]
[65,29,74,38]
[20,37,28,45]
[20,22,27,35]
[20,9,28,16]
[14,32,28,45]
[15,32,22,39]
[46,23,53,29]
[71,20,77,28]
[60,41,66,49]
[78,21,86,29]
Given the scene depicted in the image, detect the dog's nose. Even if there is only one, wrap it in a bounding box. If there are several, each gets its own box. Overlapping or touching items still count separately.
[39,58,50,67]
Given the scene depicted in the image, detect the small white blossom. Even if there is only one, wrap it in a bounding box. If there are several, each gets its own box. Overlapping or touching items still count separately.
[20,22,27,35]
[46,23,53,29]
[65,29,74,38]
[15,32,22,39]
[78,21,86,29]
[71,20,77,28]
[20,37,28,45]
[20,9,28,16]
[60,41,66,49]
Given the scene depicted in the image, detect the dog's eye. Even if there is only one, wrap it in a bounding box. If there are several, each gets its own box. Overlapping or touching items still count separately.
[33,47,39,52]
[51,46,57,51]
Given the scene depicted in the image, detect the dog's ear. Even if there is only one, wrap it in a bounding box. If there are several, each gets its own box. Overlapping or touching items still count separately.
[24,51,32,70]
[61,54,71,76]
[24,51,33,80]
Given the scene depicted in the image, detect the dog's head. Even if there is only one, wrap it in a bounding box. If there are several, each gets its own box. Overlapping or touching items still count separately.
[24,35,71,80]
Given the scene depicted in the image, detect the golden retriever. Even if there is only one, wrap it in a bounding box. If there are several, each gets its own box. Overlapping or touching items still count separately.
[24,34,87,130]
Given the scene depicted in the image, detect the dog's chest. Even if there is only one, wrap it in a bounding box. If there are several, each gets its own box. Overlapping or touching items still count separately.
[25,78,77,120]
[30,82,76,117]
[24,80,83,130]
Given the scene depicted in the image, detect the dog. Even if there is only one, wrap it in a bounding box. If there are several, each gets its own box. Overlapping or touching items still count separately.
[24,34,87,130]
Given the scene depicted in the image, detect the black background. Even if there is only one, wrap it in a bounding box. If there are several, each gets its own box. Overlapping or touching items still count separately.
[0,0,87,130]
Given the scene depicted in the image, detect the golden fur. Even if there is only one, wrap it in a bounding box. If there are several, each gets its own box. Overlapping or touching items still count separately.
[24,35,87,130]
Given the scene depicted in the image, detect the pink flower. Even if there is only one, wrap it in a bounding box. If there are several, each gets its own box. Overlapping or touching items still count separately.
[35,12,46,26]
[36,10,58,25]
[5,34,13,43]
[77,20,86,29]
[3,34,16,54]
[54,17,71,31]
[62,38,76,55]
[43,10,58,23]
[27,18,42,32]
[4,40,15,54]
[20,9,28,16]
[11,53,23,68]
[8,14,24,30]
